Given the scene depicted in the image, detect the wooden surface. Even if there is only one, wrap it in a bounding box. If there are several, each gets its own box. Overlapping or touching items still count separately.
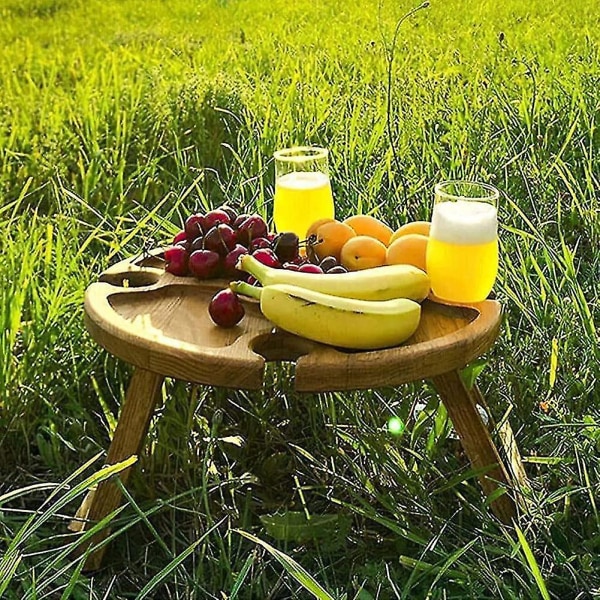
[74,250,525,570]
[70,368,164,570]
[84,249,503,391]
[432,371,518,522]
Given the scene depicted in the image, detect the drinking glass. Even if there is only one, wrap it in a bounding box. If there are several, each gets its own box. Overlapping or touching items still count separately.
[426,180,500,303]
[273,146,335,239]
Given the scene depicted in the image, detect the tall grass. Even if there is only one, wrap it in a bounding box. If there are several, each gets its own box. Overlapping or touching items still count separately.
[0,0,598,597]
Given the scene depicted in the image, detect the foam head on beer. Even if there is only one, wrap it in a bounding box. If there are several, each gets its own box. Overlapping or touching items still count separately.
[430,200,497,245]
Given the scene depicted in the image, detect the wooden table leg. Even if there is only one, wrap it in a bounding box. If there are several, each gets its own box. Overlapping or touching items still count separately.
[432,369,519,523]
[470,385,530,497]
[70,367,164,571]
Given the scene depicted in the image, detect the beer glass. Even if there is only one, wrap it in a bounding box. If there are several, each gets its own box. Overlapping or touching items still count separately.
[426,180,499,303]
[273,146,335,238]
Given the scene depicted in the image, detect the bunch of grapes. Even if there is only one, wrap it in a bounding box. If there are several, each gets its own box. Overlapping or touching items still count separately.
[163,205,348,281]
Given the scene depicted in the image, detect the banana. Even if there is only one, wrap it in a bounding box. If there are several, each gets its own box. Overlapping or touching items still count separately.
[237,255,430,302]
[231,281,421,350]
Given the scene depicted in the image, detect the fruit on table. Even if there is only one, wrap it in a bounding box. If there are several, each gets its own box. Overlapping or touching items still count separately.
[222,244,249,277]
[343,215,394,246]
[389,220,431,245]
[237,254,430,302]
[203,223,237,256]
[231,281,421,350]
[386,233,429,272]
[168,206,355,282]
[340,236,387,271]
[236,214,269,246]
[164,245,189,276]
[203,208,231,230]
[184,213,207,240]
[271,232,300,263]
[252,248,281,269]
[189,249,221,279]
[306,217,335,241]
[208,288,245,328]
[308,219,356,261]
[298,263,324,274]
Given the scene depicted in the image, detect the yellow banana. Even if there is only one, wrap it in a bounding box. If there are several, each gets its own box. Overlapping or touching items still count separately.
[237,255,430,302]
[231,282,421,350]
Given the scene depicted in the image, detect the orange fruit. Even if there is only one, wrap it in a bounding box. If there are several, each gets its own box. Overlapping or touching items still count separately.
[389,221,431,245]
[311,220,356,261]
[306,218,335,241]
[385,234,429,272]
[343,215,394,246]
[340,236,387,271]
[305,218,336,261]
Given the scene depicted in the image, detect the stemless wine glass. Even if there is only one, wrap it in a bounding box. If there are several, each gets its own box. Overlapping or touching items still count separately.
[273,146,335,239]
[426,180,500,304]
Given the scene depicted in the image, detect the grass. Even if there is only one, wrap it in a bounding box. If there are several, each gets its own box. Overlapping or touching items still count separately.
[0,0,599,597]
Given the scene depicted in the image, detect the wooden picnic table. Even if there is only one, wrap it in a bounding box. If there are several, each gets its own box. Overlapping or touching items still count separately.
[71,249,528,571]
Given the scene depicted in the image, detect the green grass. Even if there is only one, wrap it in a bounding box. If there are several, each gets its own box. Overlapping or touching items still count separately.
[0,0,599,597]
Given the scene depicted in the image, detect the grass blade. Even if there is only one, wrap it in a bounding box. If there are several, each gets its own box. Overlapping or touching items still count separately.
[235,529,335,600]
[514,526,550,600]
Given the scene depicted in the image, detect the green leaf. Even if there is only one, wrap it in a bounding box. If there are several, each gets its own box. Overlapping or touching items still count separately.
[259,511,351,544]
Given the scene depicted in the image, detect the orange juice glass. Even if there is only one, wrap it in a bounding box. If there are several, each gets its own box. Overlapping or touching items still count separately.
[426,180,500,303]
[273,146,335,239]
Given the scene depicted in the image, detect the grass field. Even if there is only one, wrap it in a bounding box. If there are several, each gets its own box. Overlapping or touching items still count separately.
[0,0,599,597]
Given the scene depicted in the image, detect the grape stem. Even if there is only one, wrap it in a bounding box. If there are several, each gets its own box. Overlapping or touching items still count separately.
[230,281,262,300]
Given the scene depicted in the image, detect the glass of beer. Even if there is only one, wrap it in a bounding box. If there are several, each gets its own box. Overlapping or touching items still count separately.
[426,180,499,303]
[273,146,335,238]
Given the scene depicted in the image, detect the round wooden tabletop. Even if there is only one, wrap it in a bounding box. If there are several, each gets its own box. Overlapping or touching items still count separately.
[84,250,502,392]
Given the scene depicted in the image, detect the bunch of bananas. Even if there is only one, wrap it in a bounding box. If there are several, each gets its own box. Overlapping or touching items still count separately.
[232,255,430,350]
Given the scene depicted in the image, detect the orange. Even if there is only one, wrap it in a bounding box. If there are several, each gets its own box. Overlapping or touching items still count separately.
[389,221,431,245]
[305,218,336,261]
[340,236,387,271]
[343,215,394,246]
[306,217,335,241]
[385,234,429,272]
[311,220,356,261]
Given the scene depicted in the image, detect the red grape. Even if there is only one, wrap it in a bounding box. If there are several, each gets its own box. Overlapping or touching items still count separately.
[298,263,324,274]
[272,232,300,263]
[223,244,249,278]
[204,209,231,230]
[184,214,206,240]
[164,245,189,276]
[252,248,281,268]
[189,249,220,279]
[209,289,245,328]
[173,230,187,244]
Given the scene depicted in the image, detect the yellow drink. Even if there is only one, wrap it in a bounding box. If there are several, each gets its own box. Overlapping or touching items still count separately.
[273,171,334,238]
[426,200,498,303]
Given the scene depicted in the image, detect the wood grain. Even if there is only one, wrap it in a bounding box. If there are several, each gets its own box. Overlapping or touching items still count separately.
[75,250,524,569]
[84,250,503,392]
[432,370,517,523]
[73,367,164,571]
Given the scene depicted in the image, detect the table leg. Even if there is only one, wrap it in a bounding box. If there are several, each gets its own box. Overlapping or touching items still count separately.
[70,367,164,571]
[432,369,519,523]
